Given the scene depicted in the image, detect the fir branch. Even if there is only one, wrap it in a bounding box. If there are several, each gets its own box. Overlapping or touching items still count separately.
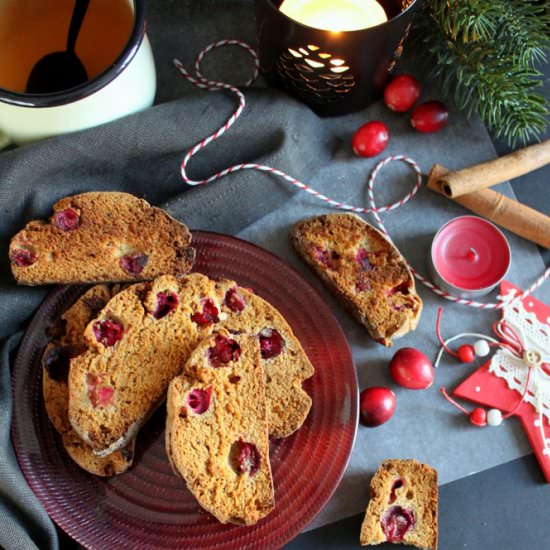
[413,0,550,146]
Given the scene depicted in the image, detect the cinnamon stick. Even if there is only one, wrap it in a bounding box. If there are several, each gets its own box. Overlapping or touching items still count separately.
[431,140,550,198]
[427,164,550,249]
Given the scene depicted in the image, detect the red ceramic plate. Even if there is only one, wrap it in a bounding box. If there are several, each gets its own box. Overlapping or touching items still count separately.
[11,231,358,549]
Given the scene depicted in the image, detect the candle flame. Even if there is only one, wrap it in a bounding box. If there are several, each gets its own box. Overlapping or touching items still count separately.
[279,0,388,32]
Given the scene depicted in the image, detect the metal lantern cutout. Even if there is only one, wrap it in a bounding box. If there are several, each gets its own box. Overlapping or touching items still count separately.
[255,0,418,116]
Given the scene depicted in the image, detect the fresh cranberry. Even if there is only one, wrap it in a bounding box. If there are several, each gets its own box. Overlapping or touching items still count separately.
[235,440,261,476]
[208,334,241,367]
[390,348,434,390]
[120,253,148,275]
[43,345,78,382]
[53,208,80,231]
[191,299,219,326]
[153,291,179,319]
[410,101,449,133]
[384,74,421,112]
[352,121,390,158]
[224,287,246,312]
[11,248,37,267]
[359,386,396,427]
[259,328,284,359]
[186,387,212,414]
[381,506,415,542]
[389,479,404,504]
[92,319,123,347]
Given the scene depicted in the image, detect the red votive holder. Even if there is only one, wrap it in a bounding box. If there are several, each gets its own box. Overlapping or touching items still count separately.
[430,216,511,299]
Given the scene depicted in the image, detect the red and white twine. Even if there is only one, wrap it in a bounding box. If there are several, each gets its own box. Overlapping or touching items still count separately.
[174,40,550,310]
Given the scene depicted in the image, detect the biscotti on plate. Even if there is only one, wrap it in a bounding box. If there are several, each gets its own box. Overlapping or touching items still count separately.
[166,329,275,525]
[68,273,314,455]
[360,459,438,550]
[42,284,135,476]
[9,191,195,285]
[68,274,213,456]
[291,213,422,346]
[215,280,314,439]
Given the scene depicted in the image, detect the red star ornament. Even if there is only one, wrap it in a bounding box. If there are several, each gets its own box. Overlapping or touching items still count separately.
[453,280,550,482]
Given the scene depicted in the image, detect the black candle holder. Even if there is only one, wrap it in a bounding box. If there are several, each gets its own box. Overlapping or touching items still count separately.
[255,0,418,116]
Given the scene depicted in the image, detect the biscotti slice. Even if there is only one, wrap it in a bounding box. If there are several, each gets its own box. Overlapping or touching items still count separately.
[42,284,135,476]
[166,329,274,525]
[9,191,195,285]
[291,213,422,346]
[214,280,314,438]
[360,459,438,549]
[43,284,115,434]
[68,273,220,455]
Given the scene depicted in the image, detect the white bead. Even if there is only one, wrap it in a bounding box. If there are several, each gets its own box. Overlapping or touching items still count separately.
[487,409,503,426]
[474,340,490,357]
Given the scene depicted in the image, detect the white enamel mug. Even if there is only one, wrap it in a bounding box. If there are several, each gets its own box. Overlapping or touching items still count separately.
[0,0,156,147]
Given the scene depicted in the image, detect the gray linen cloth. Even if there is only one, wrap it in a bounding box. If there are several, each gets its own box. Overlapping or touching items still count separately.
[0,88,332,550]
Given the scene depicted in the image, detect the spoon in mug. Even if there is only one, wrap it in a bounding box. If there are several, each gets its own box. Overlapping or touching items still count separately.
[26,0,90,94]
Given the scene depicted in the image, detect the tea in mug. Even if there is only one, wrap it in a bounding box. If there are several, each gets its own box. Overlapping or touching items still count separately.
[0,0,134,93]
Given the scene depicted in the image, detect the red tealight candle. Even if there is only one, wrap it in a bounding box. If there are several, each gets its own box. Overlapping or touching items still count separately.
[430,216,511,298]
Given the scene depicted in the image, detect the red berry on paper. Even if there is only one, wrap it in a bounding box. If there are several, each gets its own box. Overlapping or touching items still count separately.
[359,386,396,427]
[352,121,390,158]
[457,344,475,363]
[410,101,449,133]
[389,347,434,390]
[383,74,420,112]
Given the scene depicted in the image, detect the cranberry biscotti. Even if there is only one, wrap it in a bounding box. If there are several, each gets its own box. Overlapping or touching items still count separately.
[9,192,195,285]
[68,274,314,455]
[360,459,438,549]
[42,284,135,476]
[215,280,314,439]
[291,213,422,346]
[166,329,274,525]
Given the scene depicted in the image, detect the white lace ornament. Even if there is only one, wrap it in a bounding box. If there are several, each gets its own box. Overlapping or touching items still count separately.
[489,288,550,422]
[487,288,550,455]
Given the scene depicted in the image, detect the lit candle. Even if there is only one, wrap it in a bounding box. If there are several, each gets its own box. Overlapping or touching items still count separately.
[430,216,511,298]
[279,0,388,32]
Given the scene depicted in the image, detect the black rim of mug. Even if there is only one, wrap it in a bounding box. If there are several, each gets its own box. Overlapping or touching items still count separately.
[0,0,147,108]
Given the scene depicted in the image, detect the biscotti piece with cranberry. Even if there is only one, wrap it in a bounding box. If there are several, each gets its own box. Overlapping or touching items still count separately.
[166,329,274,525]
[360,459,438,549]
[9,191,195,285]
[215,281,314,439]
[42,284,135,476]
[68,273,218,456]
[43,284,115,435]
[291,213,422,346]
